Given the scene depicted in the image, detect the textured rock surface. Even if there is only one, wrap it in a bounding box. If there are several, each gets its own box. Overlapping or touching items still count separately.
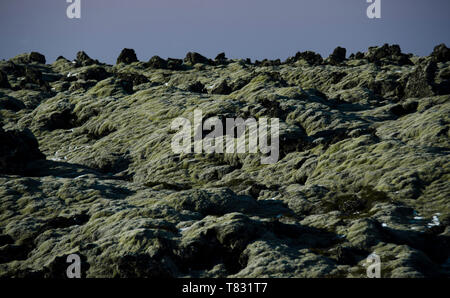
[0,45,449,278]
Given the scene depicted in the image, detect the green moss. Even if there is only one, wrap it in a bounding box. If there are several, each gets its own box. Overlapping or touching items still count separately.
[322,186,389,217]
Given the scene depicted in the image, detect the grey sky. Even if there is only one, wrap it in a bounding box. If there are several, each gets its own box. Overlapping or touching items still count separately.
[1,0,449,63]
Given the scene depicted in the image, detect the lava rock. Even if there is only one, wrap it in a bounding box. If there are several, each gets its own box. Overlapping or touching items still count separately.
[162,188,258,216]
[117,48,138,65]
[211,80,232,95]
[365,44,413,66]
[0,61,25,77]
[404,60,437,98]
[255,59,281,67]
[285,51,323,65]
[431,43,450,63]
[0,70,11,88]
[0,128,45,174]
[328,46,347,64]
[0,96,25,111]
[215,52,226,61]
[28,52,46,64]
[78,66,110,81]
[167,58,184,70]
[19,67,50,91]
[349,52,365,60]
[184,52,210,65]
[148,56,168,69]
[56,56,68,61]
[116,72,149,86]
[188,81,206,93]
[76,51,97,66]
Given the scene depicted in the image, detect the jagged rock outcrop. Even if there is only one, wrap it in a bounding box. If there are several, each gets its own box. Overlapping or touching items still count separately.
[285,51,323,65]
[116,48,138,65]
[147,56,167,69]
[365,44,413,66]
[76,51,98,66]
[328,47,347,65]
[431,44,450,63]
[184,52,211,65]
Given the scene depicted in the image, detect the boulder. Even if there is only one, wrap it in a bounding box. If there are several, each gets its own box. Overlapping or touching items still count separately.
[188,81,206,93]
[116,72,149,86]
[0,128,45,174]
[0,70,11,88]
[76,51,97,66]
[167,58,184,70]
[365,44,413,66]
[285,51,323,65]
[184,52,210,65]
[255,59,281,67]
[328,46,347,64]
[215,52,226,61]
[349,52,365,60]
[404,60,437,98]
[116,48,138,65]
[147,56,167,69]
[211,80,232,95]
[431,43,450,63]
[19,67,50,91]
[28,52,46,64]
[161,188,258,216]
[10,52,46,64]
[77,66,110,81]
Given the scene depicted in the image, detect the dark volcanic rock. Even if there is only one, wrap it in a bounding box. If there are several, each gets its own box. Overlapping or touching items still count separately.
[349,52,365,60]
[116,48,138,65]
[0,128,45,174]
[390,101,418,117]
[116,72,149,87]
[184,52,210,65]
[78,66,110,81]
[188,81,206,93]
[285,51,323,66]
[148,56,168,69]
[328,46,347,65]
[19,67,50,91]
[431,43,450,63]
[56,56,68,61]
[163,188,258,216]
[0,70,11,89]
[255,59,281,67]
[0,96,26,111]
[0,61,25,77]
[76,51,97,66]
[365,44,413,66]
[215,53,226,60]
[211,80,232,95]
[404,60,437,98]
[167,58,184,70]
[215,52,226,62]
[28,52,46,64]
[10,52,46,65]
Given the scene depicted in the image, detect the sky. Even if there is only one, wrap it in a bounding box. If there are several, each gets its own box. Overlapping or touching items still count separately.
[1,0,450,64]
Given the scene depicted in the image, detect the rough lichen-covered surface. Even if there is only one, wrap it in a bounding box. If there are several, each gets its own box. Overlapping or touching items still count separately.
[0,45,449,278]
